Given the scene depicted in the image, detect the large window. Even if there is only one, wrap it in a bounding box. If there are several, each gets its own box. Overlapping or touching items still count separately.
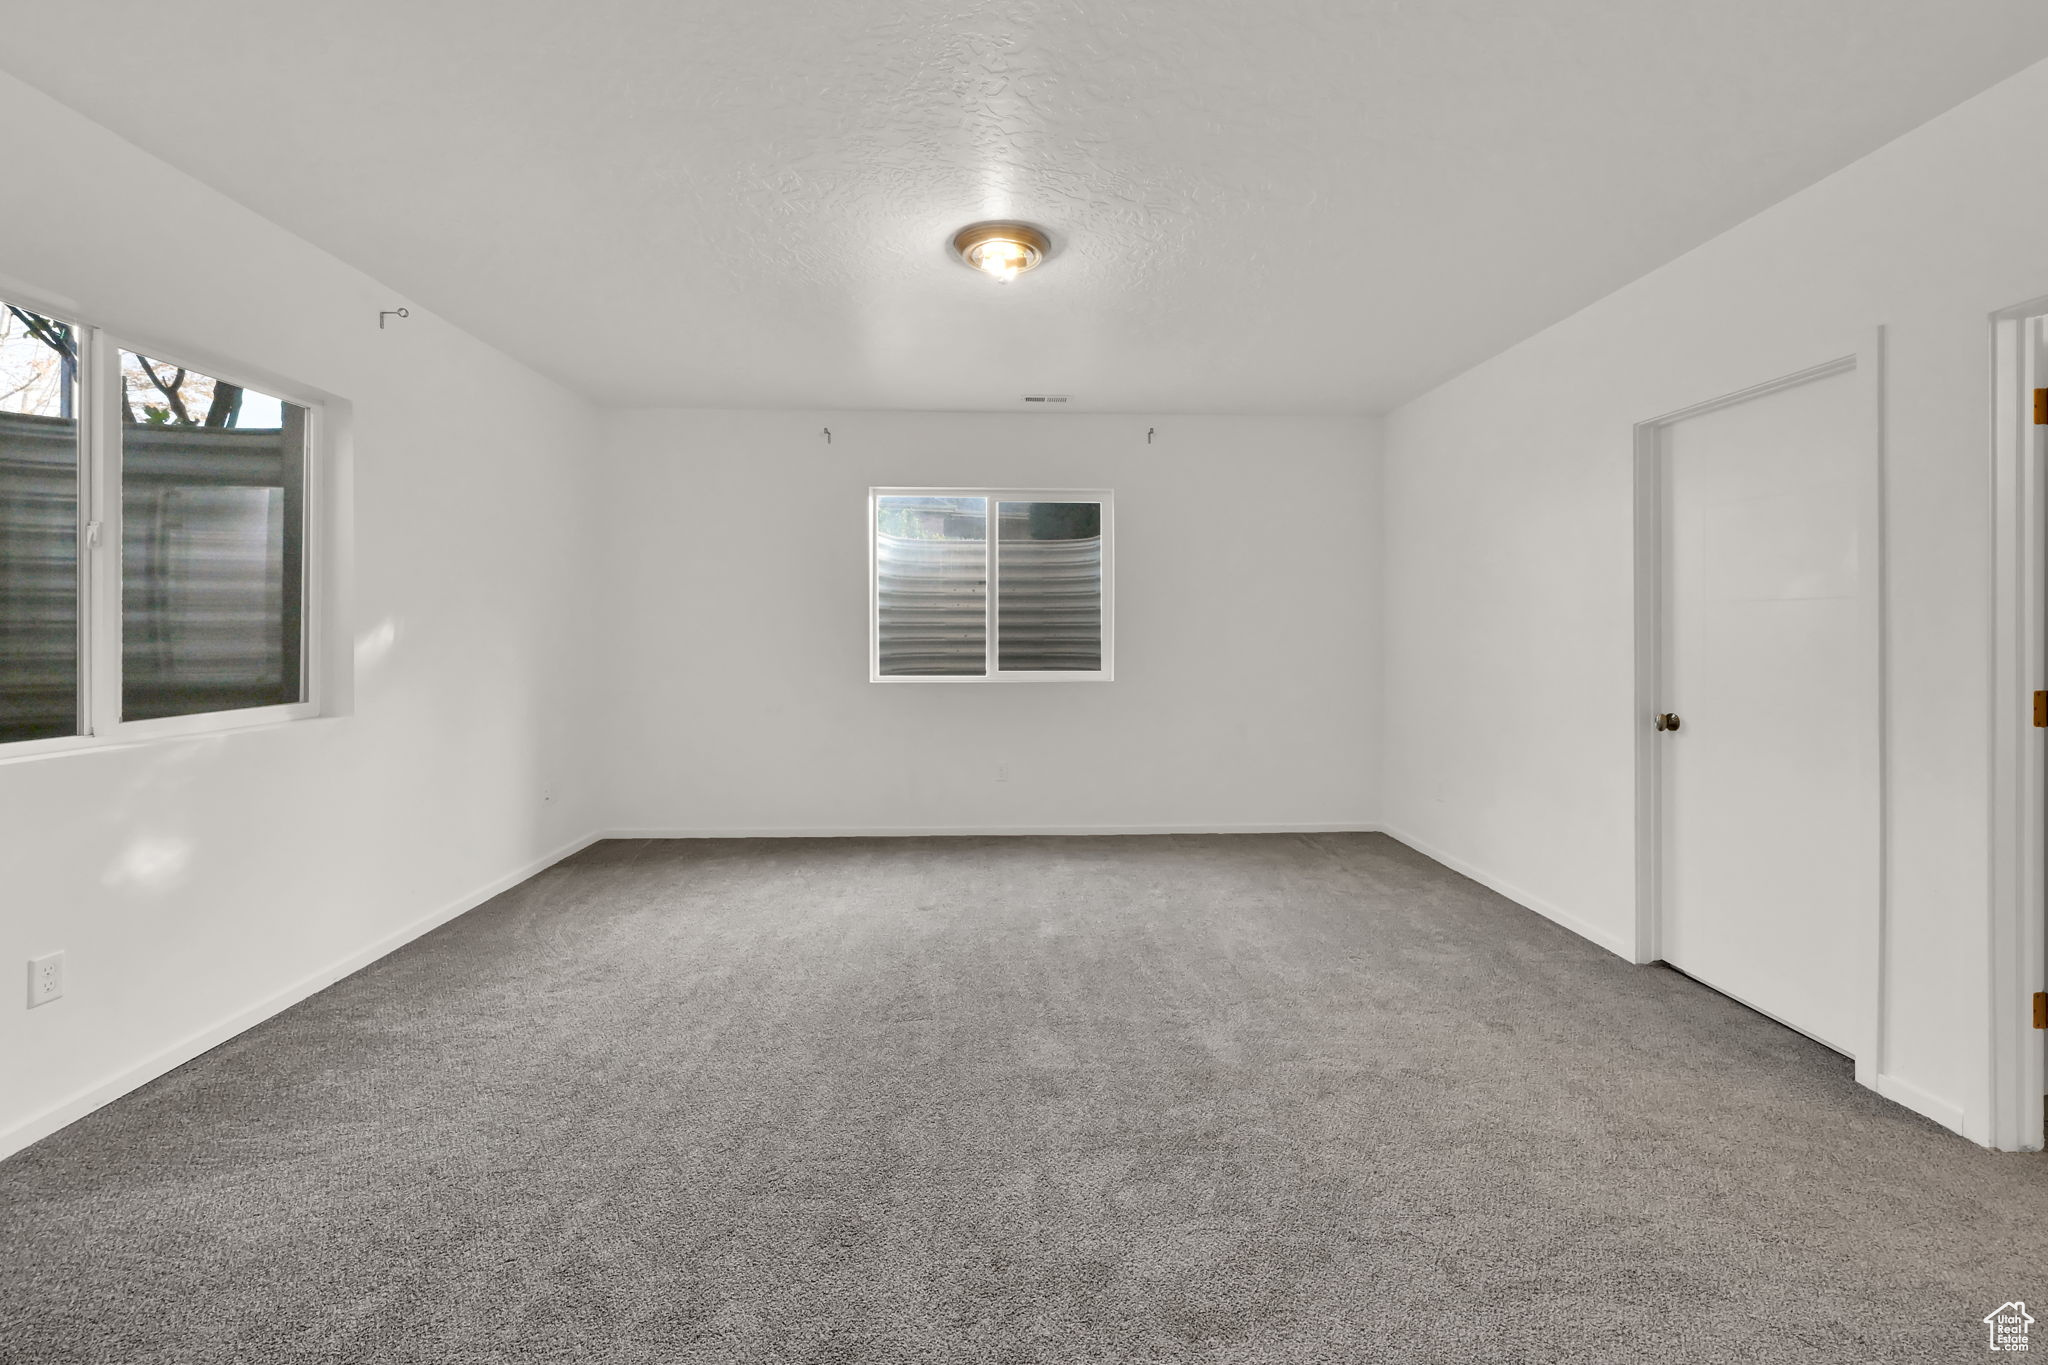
[0,295,315,752]
[870,489,1112,682]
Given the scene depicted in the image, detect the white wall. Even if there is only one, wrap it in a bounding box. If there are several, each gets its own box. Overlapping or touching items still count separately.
[1380,59,2048,1142]
[0,72,604,1155]
[596,410,1381,836]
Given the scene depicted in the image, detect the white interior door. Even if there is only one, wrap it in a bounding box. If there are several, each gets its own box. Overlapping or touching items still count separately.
[1656,361,1878,1057]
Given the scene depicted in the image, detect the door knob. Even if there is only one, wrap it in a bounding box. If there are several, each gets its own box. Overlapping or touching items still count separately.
[1655,712,1682,732]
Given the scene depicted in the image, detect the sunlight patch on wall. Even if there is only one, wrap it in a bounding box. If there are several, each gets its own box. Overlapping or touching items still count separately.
[102,836,193,891]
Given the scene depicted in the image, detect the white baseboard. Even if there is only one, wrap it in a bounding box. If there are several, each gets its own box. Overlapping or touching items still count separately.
[0,829,603,1163]
[601,822,1384,839]
[1378,824,1635,961]
[1873,1072,1968,1137]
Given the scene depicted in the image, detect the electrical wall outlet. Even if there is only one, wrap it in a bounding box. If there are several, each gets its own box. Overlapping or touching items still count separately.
[27,952,62,1008]
[995,763,1009,783]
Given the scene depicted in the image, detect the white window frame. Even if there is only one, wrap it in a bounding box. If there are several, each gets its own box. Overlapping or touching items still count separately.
[869,487,1114,684]
[0,287,325,763]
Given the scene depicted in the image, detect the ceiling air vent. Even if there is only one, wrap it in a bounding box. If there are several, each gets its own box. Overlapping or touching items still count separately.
[1022,394,1070,404]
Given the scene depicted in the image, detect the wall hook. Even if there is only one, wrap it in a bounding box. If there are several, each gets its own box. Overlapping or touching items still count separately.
[1147,427,1155,444]
[822,427,832,445]
[379,307,409,329]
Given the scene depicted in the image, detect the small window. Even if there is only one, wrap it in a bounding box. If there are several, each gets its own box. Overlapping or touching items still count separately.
[870,489,1112,682]
[0,292,320,755]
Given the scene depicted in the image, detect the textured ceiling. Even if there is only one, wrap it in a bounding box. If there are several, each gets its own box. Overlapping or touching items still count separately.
[3,1,2046,413]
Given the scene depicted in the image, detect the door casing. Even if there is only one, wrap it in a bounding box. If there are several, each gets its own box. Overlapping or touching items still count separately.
[1989,299,2048,1152]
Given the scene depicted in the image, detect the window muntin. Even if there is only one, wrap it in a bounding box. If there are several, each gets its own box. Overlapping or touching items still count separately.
[119,352,307,720]
[870,489,1111,682]
[0,295,319,755]
[0,301,82,743]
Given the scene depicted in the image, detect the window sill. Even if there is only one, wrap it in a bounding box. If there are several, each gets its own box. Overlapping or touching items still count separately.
[870,672,1114,684]
[0,705,333,767]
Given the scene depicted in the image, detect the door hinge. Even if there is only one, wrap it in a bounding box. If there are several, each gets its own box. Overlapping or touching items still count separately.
[2036,691,2047,728]
[2034,992,2047,1030]
[2035,388,2047,424]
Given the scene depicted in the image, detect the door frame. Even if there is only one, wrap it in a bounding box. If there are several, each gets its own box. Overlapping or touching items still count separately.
[1989,297,2048,1152]
[1631,331,1887,1092]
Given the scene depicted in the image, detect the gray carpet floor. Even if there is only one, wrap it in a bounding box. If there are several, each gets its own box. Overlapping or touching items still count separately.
[2,833,2042,1363]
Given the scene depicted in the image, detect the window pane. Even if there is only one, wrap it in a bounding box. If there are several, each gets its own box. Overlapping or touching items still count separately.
[875,495,986,676]
[0,301,81,743]
[997,501,1102,672]
[121,352,306,720]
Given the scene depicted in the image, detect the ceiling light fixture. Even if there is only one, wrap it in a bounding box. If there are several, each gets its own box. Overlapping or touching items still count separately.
[952,221,1051,284]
